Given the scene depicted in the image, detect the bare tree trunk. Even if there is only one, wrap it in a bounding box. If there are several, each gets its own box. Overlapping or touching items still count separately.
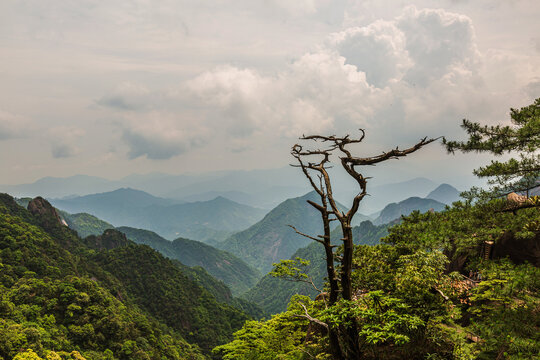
[292,131,437,360]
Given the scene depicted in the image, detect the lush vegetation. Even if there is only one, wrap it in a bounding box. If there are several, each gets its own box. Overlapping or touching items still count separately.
[215,99,540,359]
[0,194,252,359]
[3,99,539,360]
[59,212,114,239]
[116,227,261,295]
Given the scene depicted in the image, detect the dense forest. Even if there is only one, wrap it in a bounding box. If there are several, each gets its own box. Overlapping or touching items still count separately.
[0,194,253,359]
[1,99,539,360]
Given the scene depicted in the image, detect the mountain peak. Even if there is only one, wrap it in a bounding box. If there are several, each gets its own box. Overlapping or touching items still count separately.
[28,196,65,227]
[426,183,460,205]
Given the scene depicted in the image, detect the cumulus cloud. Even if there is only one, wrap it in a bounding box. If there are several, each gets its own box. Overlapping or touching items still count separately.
[120,112,206,160]
[327,20,411,87]
[396,7,479,86]
[183,6,484,144]
[186,52,387,139]
[94,5,533,163]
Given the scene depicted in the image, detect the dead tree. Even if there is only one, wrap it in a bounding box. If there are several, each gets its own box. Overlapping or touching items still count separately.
[291,144,344,360]
[292,130,437,359]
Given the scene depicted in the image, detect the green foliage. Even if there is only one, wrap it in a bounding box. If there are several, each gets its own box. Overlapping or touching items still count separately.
[270,258,311,283]
[321,292,424,347]
[214,295,322,360]
[383,199,539,259]
[0,193,260,359]
[117,226,261,295]
[444,98,540,194]
[467,260,540,359]
[86,244,250,353]
[59,212,114,239]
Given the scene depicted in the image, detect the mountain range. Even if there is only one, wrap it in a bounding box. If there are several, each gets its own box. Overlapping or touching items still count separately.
[50,188,267,242]
[1,169,460,212]
[217,191,330,273]
[1,168,311,209]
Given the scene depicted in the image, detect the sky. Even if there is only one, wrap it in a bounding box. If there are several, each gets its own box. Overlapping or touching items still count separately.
[1,0,539,188]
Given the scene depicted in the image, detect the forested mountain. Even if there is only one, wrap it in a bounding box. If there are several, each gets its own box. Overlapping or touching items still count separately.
[116,226,261,295]
[373,196,446,225]
[0,193,253,359]
[243,220,389,314]
[218,191,371,273]
[59,211,115,238]
[217,192,326,273]
[51,189,267,242]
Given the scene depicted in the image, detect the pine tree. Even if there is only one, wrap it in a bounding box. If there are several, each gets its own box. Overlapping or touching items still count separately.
[444,98,540,196]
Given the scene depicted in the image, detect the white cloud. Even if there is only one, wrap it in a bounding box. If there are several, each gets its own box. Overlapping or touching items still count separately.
[186,52,388,139]
[327,20,411,87]
[397,7,480,86]
[120,112,206,160]
[183,6,487,145]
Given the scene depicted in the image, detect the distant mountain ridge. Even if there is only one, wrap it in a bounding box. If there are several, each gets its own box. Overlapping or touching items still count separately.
[426,183,461,204]
[1,168,311,209]
[50,188,267,242]
[373,196,447,225]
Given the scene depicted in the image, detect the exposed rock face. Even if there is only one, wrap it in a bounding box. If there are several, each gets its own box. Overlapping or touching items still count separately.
[83,229,132,250]
[492,231,540,267]
[28,196,64,227]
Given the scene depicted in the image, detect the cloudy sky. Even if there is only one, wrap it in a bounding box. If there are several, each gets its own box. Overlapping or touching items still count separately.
[1,0,539,188]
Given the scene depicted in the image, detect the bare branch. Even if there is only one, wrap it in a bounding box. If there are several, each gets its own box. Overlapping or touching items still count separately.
[345,137,441,166]
[433,287,450,301]
[292,302,329,330]
[288,225,325,245]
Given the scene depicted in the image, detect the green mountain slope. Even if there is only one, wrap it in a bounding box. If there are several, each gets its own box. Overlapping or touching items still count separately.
[0,194,206,360]
[51,189,267,242]
[217,192,324,273]
[243,220,389,314]
[116,226,261,295]
[218,191,369,274]
[0,193,253,358]
[59,211,115,238]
